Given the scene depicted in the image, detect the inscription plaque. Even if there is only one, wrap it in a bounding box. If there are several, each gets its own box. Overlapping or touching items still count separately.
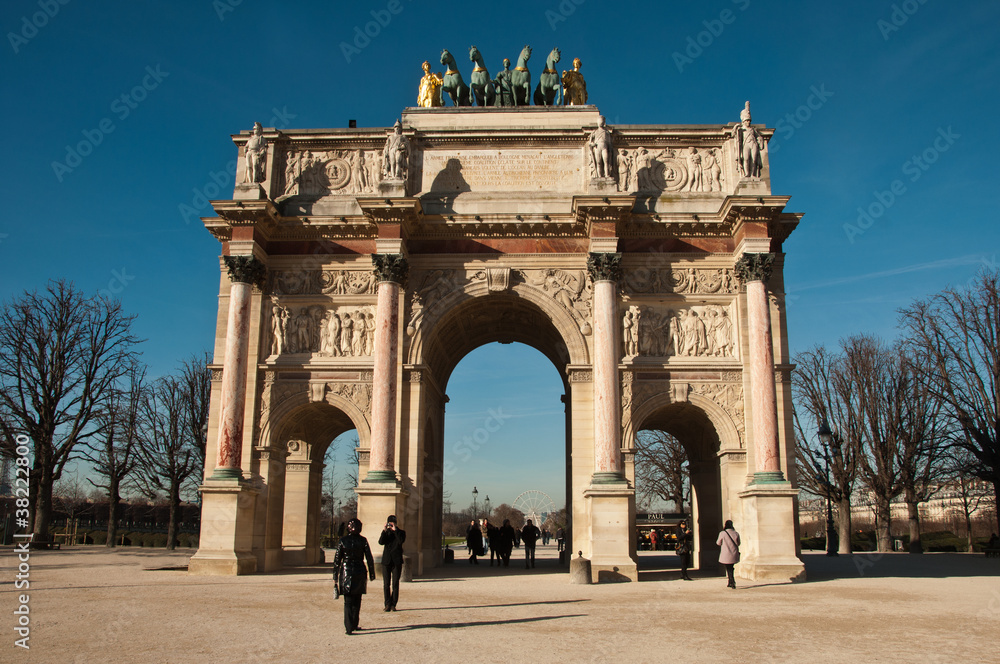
[422,149,582,193]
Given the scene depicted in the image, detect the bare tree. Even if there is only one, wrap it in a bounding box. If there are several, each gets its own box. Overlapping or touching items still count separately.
[947,448,994,551]
[634,429,689,514]
[899,270,1000,533]
[893,350,948,553]
[792,345,864,554]
[0,280,140,544]
[81,363,146,547]
[137,376,199,550]
[177,352,211,476]
[490,503,525,530]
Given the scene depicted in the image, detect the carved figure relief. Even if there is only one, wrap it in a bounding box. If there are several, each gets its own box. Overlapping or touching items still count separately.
[526,268,592,323]
[328,382,373,418]
[617,146,728,194]
[690,381,746,447]
[625,304,737,359]
[624,267,737,295]
[281,149,382,197]
[270,269,377,296]
[269,304,376,357]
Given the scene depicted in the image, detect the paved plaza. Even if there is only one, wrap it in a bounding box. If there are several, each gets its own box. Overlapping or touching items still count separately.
[2,544,998,663]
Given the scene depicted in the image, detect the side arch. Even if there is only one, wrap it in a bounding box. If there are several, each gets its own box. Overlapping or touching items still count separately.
[625,388,742,454]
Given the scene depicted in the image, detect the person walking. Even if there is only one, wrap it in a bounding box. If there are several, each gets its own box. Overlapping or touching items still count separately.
[676,521,693,581]
[650,529,659,552]
[717,519,741,589]
[377,515,405,612]
[555,527,565,553]
[484,519,500,566]
[521,519,541,569]
[466,519,483,564]
[333,518,375,635]
[498,519,516,567]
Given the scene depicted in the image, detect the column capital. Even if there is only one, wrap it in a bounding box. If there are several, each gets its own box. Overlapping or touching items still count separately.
[372,253,409,286]
[223,255,267,287]
[587,252,622,283]
[734,252,775,285]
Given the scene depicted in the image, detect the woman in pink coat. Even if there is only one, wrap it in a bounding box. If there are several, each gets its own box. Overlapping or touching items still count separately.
[716,520,741,589]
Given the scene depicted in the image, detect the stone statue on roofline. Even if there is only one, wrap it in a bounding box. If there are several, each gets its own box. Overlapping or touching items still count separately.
[734,101,765,179]
[244,122,267,183]
[383,120,410,180]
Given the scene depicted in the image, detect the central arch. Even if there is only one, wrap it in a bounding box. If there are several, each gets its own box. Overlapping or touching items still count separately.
[398,276,592,574]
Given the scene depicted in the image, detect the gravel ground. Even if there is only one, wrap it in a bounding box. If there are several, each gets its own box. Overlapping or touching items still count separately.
[2,544,998,663]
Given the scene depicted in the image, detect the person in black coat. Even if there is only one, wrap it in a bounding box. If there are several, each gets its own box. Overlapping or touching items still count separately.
[521,519,541,569]
[497,519,516,567]
[676,520,693,581]
[466,520,483,564]
[333,518,376,635]
[484,519,500,566]
[378,515,406,612]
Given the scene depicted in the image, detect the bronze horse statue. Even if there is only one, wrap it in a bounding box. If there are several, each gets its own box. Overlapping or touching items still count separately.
[440,49,470,106]
[533,47,561,106]
[469,46,495,107]
[510,45,532,106]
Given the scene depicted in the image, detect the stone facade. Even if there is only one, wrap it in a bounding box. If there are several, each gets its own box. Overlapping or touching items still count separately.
[190,105,805,583]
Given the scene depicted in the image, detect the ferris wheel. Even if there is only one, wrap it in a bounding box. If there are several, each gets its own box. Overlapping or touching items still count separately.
[512,490,557,525]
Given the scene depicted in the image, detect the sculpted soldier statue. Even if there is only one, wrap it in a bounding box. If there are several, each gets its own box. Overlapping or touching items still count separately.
[734,101,765,179]
[588,115,616,180]
[244,122,267,183]
[382,120,410,180]
[493,58,514,107]
[417,60,443,108]
[562,57,588,106]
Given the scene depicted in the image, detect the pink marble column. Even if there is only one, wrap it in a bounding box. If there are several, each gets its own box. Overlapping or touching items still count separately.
[365,254,407,483]
[212,255,265,480]
[736,253,785,483]
[588,253,624,483]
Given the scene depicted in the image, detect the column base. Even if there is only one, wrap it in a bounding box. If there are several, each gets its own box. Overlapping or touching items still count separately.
[210,467,244,481]
[363,470,398,483]
[189,479,259,576]
[591,471,627,485]
[583,484,637,583]
[736,483,806,583]
[752,470,786,484]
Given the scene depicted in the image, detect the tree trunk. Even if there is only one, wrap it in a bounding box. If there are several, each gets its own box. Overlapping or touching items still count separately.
[905,495,922,554]
[106,478,119,548]
[166,484,179,550]
[32,464,55,546]
[964,504,974,553]
[836,496,853,554]
[874,495,892,553]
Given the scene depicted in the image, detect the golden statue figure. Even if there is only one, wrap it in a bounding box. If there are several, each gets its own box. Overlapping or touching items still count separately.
[417,61,444,108]
[561,57,588,106]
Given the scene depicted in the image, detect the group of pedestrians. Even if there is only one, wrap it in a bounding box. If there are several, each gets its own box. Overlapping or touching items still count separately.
[332,514,744,634]
[466,518,543,568]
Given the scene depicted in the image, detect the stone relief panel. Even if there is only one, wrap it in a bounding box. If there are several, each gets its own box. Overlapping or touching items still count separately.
[522,268,592,328]
[689,381,746,448]
[270,269,378,296]
[624,267,737,295]
[615,146,726,194]
[282,148,382,197]
[623,303,738,360]
[268,303,376,357]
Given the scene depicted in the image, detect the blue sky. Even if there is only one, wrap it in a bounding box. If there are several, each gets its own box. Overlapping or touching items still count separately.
[3,1,997,506]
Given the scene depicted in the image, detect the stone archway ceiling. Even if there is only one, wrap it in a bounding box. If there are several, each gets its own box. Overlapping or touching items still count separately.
[276,401,356,453]
[425,292,570,387]
[641,403,721,463]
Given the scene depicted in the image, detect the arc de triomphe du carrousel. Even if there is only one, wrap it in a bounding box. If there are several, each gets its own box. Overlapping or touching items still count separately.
[189,56,806,583]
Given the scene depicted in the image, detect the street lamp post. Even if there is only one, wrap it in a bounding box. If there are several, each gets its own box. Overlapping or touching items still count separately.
[484,495,491,521]
[817,419,839,557]
[472,486,478,524]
